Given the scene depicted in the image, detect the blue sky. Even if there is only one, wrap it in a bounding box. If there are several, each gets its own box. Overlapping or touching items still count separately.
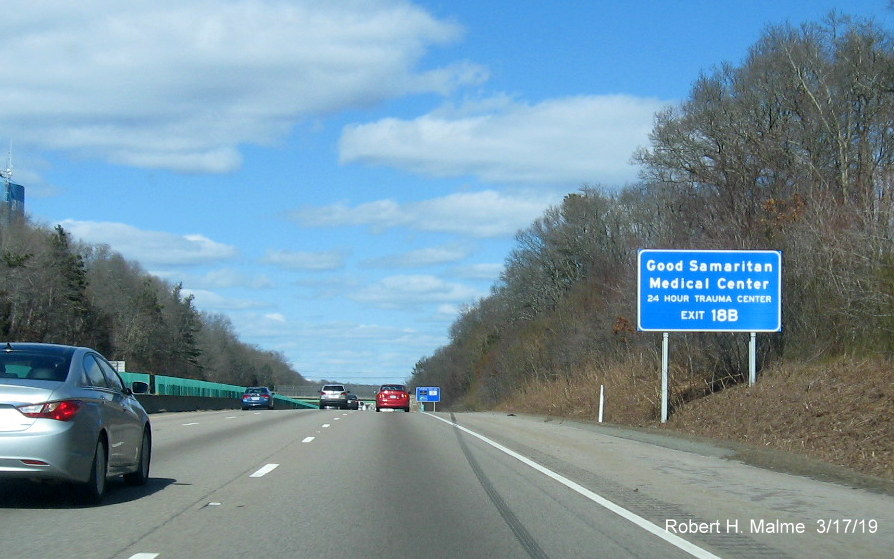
[3,1,890,384]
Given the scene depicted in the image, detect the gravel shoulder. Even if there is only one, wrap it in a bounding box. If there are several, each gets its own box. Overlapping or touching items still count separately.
[467,411,894,496]
[446,410,894,559]
[573,416,894,496]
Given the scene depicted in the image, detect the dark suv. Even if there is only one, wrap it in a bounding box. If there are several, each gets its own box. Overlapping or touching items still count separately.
[319,384,349,409]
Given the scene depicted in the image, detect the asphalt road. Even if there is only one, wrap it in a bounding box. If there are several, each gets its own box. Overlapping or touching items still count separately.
[0,409,891,559]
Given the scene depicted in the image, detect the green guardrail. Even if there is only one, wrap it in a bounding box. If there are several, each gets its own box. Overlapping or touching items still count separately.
[119,372,314,408]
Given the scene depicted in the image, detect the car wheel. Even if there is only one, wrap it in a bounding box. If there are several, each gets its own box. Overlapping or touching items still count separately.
[319,404,325,409]
[77,439,107,505]
[124,428,151,486]
[405,407,410,412]
[376,407,381,412]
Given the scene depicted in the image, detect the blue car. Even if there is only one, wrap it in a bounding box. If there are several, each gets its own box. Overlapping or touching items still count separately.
[241,387,275,410]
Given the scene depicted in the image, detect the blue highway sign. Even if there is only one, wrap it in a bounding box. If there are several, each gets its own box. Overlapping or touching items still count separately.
[638,249,782,332]
[416,386,441,403]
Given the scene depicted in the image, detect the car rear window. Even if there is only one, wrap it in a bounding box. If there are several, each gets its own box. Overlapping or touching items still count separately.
[380,384,406,391]
[322,385,345,391]
[0,353,71,381]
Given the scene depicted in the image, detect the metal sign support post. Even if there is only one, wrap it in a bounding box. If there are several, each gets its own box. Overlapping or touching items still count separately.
[661,332,669,423]
[749,332,757,386]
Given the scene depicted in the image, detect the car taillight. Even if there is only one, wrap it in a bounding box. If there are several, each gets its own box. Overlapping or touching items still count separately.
[18,400,82,421]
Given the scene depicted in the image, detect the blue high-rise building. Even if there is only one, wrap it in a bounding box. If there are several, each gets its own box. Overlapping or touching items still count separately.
[1,180,25,220]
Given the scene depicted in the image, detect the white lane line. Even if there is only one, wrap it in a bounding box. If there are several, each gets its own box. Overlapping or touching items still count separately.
[322,423,330,428]
[182,422,199,426]
[426,413,722,559]
[225,416,238,419]
[128,554,159,559]
[302,436,315,443]
[250,463,280,478]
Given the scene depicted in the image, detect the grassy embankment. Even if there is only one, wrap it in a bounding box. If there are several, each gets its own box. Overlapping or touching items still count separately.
[496,356,893,481]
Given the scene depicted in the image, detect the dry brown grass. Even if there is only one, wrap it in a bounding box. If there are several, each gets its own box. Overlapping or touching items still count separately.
[495,356,894,480]
[668,357,893,480]
[496,354,663,424]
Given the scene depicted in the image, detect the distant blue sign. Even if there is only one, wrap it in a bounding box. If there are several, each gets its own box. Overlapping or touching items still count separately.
[638,249,782,332]
[416,386,441,403]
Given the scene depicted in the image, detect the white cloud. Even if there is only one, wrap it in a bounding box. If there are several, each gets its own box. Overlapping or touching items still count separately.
[155,268,275,290]
[340,94,670,186]
[362,244,471,268]
[237,316,446,380]
[435,304,461,319]
[262,249,346,271]
[234,314,438,353]
[265,313,287,323]
[183,288,267,310]
[351,274,483,309]
[452,262,504,280]
[58,219,237,266]
[0,0,484,173]
[289,189,559,238]
[293,275,364,300]
[197,268,275,289]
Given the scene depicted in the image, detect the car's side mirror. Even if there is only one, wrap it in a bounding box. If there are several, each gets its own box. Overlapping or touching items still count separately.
[131,381,150,394]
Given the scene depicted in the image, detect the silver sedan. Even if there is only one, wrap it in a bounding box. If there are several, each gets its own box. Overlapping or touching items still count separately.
[0,342,152,505]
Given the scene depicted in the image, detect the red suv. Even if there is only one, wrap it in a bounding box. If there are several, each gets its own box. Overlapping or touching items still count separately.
[376,384,410,412]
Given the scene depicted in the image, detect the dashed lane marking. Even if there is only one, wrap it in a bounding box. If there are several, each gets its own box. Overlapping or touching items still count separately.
[249,463,279,478]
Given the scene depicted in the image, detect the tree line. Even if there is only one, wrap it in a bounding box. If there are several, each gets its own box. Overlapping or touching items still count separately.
[0,217,306,389]
[409,14,894,413]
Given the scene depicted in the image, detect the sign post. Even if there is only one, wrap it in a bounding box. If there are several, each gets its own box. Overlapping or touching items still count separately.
[416,386,441,413]
[638,250,782,422]
[661,333,669,423]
